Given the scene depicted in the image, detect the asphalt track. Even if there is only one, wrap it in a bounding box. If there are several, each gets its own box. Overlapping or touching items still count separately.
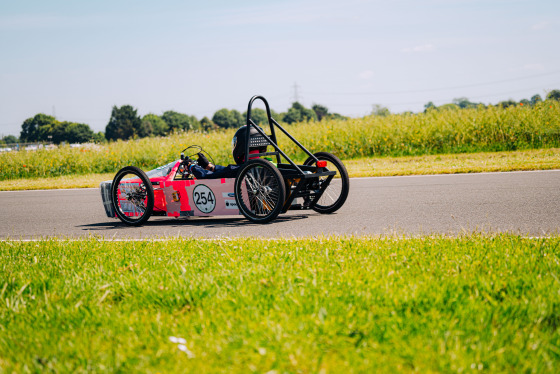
[1,170,559,239]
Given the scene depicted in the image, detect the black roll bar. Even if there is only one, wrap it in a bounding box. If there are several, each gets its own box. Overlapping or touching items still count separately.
[245,95,319,170]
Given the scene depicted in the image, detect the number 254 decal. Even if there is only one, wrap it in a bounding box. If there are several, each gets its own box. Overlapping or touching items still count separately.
[192,184,216,214]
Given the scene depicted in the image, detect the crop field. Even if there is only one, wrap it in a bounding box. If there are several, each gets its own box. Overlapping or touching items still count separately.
[1,148,560,191]
[1,235,559,372]
[1,102,559,181]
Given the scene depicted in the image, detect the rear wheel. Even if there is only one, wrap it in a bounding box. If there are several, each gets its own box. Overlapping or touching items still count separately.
[111,166,154,226]
[235,159,286,223]
[304,152,349,214]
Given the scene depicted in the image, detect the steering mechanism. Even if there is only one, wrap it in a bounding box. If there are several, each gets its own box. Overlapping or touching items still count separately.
[177,145,216,178]
[180,145,214,163]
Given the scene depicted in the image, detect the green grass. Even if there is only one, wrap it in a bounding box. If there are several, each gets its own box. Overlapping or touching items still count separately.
[345,147,560,177]
[1,101,559,181]
[1,235,559,372]
[1,148,559,191]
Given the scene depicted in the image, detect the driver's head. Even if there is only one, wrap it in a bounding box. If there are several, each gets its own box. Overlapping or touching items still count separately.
[232,125,267,165]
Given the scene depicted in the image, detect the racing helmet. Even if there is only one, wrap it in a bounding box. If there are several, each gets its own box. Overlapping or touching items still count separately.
[232,125,267,165]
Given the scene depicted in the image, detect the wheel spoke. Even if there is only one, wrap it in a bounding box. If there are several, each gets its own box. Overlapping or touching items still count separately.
[116,178,147,219]
[318,179,341,206]
[236,161,284,221]
[302,153,349,214]
[111,167,154,225]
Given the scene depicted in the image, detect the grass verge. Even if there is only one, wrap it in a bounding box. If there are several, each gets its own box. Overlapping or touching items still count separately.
[0,173,115,191]
[346,147,560,177]
[1,148,559,191]
[1,235,559,372]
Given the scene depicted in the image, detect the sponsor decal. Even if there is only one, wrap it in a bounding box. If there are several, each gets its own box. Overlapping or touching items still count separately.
[172,191,180,202]
[222,192,235,198]
[225,199,238,209]
[192,184,216,214]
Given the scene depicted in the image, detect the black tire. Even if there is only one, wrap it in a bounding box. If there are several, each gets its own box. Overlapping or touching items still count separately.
[111,166,154,226]
[234,159,286,223]
[304,152,350,214]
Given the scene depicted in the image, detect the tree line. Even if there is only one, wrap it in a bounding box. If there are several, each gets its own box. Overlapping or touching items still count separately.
[422,90,560,112]
[2,89,559,145]
[15,114,104,144]
[6,102,344,144]
[104,102,346,141]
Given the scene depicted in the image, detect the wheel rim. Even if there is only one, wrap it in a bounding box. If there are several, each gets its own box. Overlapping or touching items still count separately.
[315,159,343,208]
[238,165,281,218]
[114,172,149,222]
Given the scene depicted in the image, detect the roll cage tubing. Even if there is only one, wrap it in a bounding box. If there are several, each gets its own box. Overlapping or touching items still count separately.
[244,95,319,172]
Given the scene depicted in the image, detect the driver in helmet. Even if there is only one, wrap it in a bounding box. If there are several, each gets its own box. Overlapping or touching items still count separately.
[186,152,239,179]
[186,125,267,179]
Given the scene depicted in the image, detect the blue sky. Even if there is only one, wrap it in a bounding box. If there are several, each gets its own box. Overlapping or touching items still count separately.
[1,0,559,136]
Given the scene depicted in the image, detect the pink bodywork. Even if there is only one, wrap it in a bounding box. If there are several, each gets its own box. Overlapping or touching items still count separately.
[117,161,240,218]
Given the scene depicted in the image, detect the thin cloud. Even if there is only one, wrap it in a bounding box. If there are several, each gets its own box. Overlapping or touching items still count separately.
[0,13,118,30]
[509,63,545,72]
[532,21,549,30]
[359,70,374,80]
[401,44,436,53]
[210,1,356,27]
[0,14,62,29]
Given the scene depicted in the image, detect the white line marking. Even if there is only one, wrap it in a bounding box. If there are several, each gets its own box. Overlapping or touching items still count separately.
[356,169,560,180]
[0,187,99,193]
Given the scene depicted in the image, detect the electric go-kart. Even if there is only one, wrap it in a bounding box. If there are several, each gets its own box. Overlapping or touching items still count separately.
[100,96,350,225]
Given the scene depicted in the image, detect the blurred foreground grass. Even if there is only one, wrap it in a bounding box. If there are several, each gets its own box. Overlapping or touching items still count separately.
[1,235,559,372]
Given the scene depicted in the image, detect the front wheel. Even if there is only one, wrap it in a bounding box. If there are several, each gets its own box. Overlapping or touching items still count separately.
[111,166,154,226]
[235,159,286,223]
[304,152,350,214]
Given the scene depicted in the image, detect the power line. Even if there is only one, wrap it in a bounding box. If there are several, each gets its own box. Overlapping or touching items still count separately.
[307,70,560,96]
[325,83,560,108]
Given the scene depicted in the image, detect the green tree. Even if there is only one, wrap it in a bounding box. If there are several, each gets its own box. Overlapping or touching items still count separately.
[283,107,302,124]
[438,103,460,111]
[243,108,269,126]
[498,100,517,108]
[50,121,69,143]
[93,132,106,143]
[105,105,141,141]
[371,104,390,117]
[138,120,153,137]
[20,114,57,142]
[230,110,243,128]
[1,135,18,144]
[329,112,347,120]
[312,104,329,121]
[546,89,560,101]
[188,115,202,131]
[52,121,97,144]
[19,114,97,144]
[424,101,437,112]
[283,102,317,124]
[530,94,542,105]
[200,116,218,131]
[452,97,480,109]
[161,111,197,133]
[65,122,95,143]
[212,109,230,128]
[212,109,243,128]
[142,114,169,136]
